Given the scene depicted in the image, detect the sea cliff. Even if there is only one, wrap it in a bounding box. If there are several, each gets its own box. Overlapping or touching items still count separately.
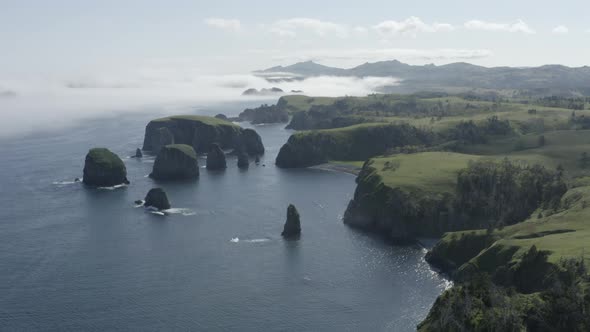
[142,115,264,156]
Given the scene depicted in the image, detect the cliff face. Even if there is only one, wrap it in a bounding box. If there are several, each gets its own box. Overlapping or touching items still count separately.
[275,123,435,168]
[343,160,453,241]
[142,115,264,156]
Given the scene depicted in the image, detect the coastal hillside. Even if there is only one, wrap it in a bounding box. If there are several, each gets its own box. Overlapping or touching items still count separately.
[257,60,590,96]
[270,93,589,168]
[419,183,590,331]
[343,152,566,241]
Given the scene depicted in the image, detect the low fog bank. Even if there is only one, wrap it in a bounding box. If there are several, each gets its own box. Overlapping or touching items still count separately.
[0,74,398,139]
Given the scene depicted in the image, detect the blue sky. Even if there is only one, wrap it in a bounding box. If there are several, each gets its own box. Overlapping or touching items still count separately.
[1,0,589,76]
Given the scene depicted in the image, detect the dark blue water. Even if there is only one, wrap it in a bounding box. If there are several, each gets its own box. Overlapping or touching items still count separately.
[0,102,449,331]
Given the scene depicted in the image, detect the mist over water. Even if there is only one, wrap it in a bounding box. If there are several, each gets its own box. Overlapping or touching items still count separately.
[0,72,398,138]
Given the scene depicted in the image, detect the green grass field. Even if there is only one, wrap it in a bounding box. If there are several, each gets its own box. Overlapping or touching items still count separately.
[152,115,239,127]
[368,152,482,194]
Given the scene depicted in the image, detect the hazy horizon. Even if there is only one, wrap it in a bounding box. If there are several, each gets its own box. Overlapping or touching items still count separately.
[2,0,590,136]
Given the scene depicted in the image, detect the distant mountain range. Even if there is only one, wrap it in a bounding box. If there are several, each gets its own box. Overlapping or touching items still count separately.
[256,60,590,96]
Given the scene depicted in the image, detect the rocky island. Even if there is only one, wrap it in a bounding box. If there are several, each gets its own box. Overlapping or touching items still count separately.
[142,115,264,156]
[82,148,129,186]
[144,188,171,210]
[150,144,199,180]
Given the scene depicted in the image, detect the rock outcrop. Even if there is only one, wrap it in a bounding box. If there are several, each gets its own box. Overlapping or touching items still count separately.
[241,129,265,156]
[150,144,199,180]
[238,104,289,124]
[144,188,171,210]
[142,115,264,156]
[83,148,129,186]
[134,148,142,158]
[214,113,228,121]
[281,204,301,238]
[206,143,227,170]
[237,151,249,169]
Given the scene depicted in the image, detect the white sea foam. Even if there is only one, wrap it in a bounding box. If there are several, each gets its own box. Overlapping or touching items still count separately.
[97,183,127,190]
[52,180,79,185]
[245,238,270,243]
[230,237,270,243]
[163,208,196,216]
[150,211,166,216]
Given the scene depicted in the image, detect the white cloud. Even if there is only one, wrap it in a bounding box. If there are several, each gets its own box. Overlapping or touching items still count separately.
[552,25,569,34]
[464,19,535,34]
[353,26,369,34]
[204,18,241,32]
[269,18,349,38]
[374,17,455,36]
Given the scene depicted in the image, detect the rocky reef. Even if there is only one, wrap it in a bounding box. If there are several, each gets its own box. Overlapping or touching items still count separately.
[149,144,199,180]
[142,115,264,156]
[281,204,301,238]
[206,143,227,170]
[144,188,171,210]
[276,123,435,168]
[83,148,129,186]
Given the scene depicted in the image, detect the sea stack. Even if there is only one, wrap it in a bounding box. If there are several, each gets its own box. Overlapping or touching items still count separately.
[237,150,249,169]
[242,128,265,156]
[150,144,199,180]
[83,148,129,186]
[281,204,301,238]
[144,188,171,210]
[134,148,143,158]
[206,143,227,170]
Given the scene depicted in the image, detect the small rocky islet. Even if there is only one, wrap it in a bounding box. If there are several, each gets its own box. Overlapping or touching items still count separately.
[144,188,171,210]
[82,148,129,187]
[281,204,301,238]
[150,144,200,180]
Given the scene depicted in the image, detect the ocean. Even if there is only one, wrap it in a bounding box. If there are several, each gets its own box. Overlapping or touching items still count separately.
[0,101,449,331]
